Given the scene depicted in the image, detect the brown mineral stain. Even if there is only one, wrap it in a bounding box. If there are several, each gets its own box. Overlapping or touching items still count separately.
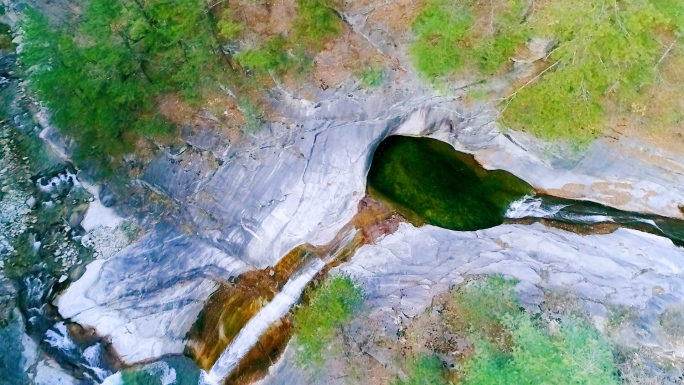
[185,246,310,371]
[540,183,586,200]
[189,195,405,383]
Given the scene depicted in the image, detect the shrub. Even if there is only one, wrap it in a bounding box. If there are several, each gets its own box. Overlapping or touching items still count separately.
[395,355,449,385]
[293,0,342,50]
[217,9,243,40]
[444,276,620,385]
[360,66,385,88]
[409,0,472,79]
[660,305,684,338]
[20,0,227,168]
[293,274,363,367]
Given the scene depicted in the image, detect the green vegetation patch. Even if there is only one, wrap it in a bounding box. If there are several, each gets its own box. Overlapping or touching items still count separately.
[410,0,528,80]
[411,0,682,147]
[404,276,619,384]
[293,0,343,50]
[367,136,533,231]
[21,0,229,168]
[396,355,449,385]
[293,274,363,367]
[502,0,677,147]
[360,66,385,88]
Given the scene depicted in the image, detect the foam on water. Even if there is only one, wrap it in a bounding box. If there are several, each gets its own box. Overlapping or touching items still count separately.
[204,258,326,383]
[101,372,123,385]
[145,362,177,385]
[505,196,567,219]
[37,170,80,193]
[44,322,76,352]
[83,343,112,381]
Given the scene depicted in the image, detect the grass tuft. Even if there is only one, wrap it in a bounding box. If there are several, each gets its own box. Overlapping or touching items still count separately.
[293,274,363,367]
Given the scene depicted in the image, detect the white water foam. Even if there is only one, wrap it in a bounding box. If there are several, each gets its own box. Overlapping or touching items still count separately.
[100,372,123,385]
[37,170,80,193]
[562,214,614,223]
[505,196,567,219]
[83,343,112,381]
[202,258,327,384]
[44,322,76,352]
[145,362,177,385]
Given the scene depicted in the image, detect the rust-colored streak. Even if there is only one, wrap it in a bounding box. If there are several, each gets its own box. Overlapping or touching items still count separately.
[185,246,310,371]
[188,195,405,383]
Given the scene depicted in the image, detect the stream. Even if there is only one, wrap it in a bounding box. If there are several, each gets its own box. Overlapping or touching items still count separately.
[5,133,684,385]
[185,136,684,384]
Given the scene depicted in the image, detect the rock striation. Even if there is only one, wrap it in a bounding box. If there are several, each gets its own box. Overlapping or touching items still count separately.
[59,92,684,363]
[56,224,249,363]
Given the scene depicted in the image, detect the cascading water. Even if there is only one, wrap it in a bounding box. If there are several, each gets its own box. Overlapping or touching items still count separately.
[505,195,684,245]
[83,343,113,381]
[505,196,567,219]
[44,321,77,354]
[200,257,327,384]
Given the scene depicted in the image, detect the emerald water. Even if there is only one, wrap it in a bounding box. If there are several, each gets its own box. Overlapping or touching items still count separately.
[367,136,534,231]
[367,135,684,245]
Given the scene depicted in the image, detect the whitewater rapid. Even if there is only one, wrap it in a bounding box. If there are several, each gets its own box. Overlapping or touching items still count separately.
[200,257,326,384]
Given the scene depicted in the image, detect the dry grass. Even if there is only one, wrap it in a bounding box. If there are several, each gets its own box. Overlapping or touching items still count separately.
[367,0,427,32]
[607,43,684,155]
[313,27,386,89]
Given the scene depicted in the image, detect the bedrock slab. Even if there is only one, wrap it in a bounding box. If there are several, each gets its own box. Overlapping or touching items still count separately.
[63,97,684,365]
[56,224,249,363]
[334,222,684,347]
[145,97,684,272]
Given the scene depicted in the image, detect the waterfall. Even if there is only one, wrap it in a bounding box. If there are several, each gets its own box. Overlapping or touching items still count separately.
[200,258,326,384]
[44,322,77,354]
[83,343,113,381]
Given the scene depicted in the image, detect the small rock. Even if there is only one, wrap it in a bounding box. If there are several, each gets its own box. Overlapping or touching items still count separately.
[99,185,117,207]
[58,275,67,283]
[1,186,10,193]
[25,197,36,208]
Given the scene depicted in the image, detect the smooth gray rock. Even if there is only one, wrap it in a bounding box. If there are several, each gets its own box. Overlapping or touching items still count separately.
[333,222,684,352]
[56,224,249,363]
[98,185,116,208]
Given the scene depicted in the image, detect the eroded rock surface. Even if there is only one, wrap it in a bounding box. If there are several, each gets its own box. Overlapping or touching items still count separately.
[260,222,684,385]
[60,94,684,365]
[56,224,249,363]
[336,222,684,351]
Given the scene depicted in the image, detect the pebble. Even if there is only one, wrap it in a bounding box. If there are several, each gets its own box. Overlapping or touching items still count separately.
[26,197,36,208]
[1,186,10,193]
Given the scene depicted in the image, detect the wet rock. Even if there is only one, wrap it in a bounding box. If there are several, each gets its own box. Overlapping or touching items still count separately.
[34,359,79,385]
[98,185,116,207]
[26,196,36,208]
